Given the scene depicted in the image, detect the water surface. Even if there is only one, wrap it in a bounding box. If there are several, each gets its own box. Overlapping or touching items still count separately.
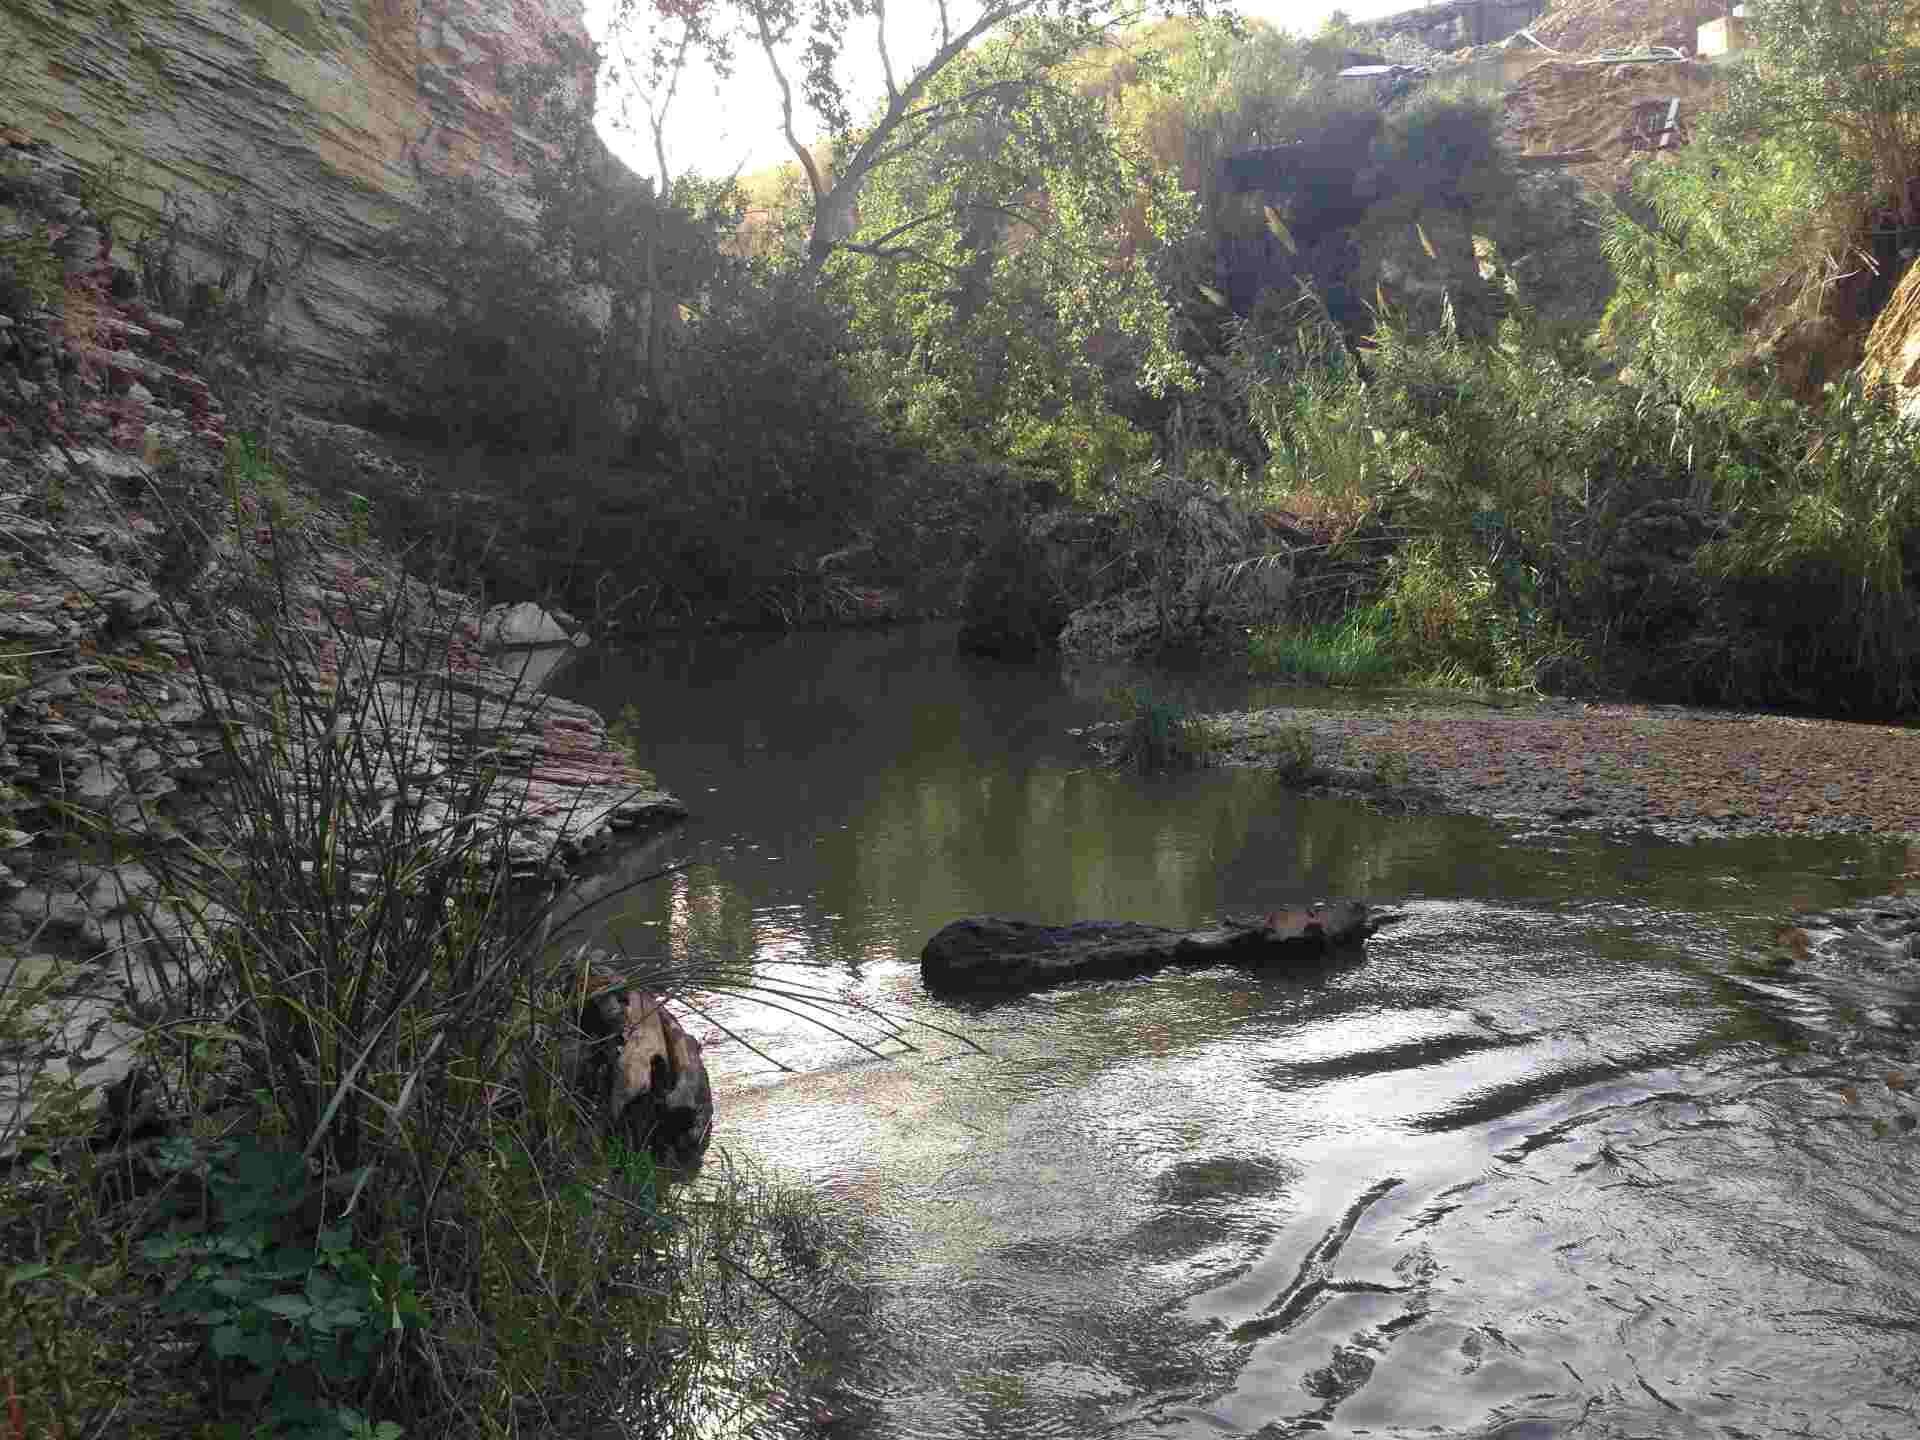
[558,624,1920,1439]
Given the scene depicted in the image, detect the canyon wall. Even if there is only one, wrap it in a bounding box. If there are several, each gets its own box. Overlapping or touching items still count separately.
[0,0,607,407]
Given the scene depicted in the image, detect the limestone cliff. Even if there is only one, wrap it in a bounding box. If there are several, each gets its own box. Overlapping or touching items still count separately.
[0,0,603,405]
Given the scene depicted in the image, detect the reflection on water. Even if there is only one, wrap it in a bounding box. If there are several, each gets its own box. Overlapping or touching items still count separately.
[556,625,1920,1439]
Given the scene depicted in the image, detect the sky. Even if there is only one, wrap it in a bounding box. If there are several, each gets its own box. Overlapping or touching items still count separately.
[581,0,1418,187]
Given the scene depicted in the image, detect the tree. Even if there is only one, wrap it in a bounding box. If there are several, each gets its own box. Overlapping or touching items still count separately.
[819,23,1202,486]
[1720,0,1920,220]
[507,34,733,443]
[610,0,1208,272]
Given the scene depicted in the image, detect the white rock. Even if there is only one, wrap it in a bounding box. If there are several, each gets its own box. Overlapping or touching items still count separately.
[481,601,573,649]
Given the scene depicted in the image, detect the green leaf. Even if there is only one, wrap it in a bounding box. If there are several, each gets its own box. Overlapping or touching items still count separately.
[256,1294,315,1320]
[6,1260,52,1290]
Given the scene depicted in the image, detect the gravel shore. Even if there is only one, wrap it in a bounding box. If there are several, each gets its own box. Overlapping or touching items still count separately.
[1203,695,1920,843]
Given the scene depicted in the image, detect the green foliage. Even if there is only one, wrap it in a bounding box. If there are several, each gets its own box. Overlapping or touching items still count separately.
[1695,379,1920,713]
[1249,602,1396,685]
[1368,746,1411,787]
[1601,136,1839,389]
[370,172,603,454]
[834,24,1200,479]
[1250,721,1315,779]
[1106,685,1218,772]
[1603,0,1920,388]
[138,1140,421,1438]
[1381,536,1538,688]
[1369,81,1512,215]
[1722,0,1920,214]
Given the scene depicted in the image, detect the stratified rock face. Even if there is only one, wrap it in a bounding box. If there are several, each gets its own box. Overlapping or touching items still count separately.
[0,0,600,405]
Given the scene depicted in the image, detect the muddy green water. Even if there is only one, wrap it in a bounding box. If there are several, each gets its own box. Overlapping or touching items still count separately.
[558,624,1920,1440]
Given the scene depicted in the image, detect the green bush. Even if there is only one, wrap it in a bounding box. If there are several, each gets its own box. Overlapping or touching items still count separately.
[1696,380,1920,713]
[1370,81,1511,211]
[1252,721,1316,780]
[138,1141,424,1439]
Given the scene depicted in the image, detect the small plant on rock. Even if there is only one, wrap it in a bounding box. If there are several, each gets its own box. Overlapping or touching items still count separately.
[1106,687,1218,773]
[1254,723,1316,781]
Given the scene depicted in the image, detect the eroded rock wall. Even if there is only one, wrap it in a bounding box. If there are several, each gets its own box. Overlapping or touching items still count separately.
[0,0,600,406]
[1862,257,1920,421]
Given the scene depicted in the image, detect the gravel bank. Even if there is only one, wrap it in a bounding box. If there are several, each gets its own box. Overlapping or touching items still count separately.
[1206,696,1920,843]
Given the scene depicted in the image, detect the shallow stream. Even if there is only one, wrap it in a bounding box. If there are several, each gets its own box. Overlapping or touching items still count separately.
[558,624,1920,1439]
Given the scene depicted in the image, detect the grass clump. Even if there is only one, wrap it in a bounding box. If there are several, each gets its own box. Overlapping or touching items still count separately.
[1249,601,1397,686]
[0,503,885,1438]
[1248,723,1315,781]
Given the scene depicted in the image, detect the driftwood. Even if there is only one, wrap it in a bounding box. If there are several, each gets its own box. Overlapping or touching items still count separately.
[921,902,1392,995]
[572,972,714,1168]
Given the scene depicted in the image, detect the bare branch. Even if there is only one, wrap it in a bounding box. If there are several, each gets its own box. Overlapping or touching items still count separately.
[875,0,899,105]
[756,6,830,205]
[836,241,968,273]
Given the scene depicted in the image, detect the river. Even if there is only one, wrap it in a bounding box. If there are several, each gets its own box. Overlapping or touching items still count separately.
[556,623,1920,1440]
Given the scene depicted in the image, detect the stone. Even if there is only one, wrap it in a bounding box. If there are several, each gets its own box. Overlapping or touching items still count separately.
[480,600,576,649]
[70,760,124,805]
[6,885,93,937]
[921,903,1394,994]
[102,587,162,625]
[0,613,62,641]
[569,964,714,1168]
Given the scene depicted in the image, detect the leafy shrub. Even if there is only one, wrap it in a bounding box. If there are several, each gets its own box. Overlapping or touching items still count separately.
[138,1141,424,1438]
[1696,380,1920,713]
[1369,81,1511,212]
[1253,722,1316,779]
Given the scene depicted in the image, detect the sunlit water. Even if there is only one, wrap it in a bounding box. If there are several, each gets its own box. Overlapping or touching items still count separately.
[556,624,1920,1439]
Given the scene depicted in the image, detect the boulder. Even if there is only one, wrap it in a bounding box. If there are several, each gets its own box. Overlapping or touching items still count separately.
[480,600,579,650]
[572,976,714,1168]
[922,902,1391,995]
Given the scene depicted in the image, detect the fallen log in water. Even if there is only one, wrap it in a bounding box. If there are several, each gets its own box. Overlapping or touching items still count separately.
[921,902,1395,995]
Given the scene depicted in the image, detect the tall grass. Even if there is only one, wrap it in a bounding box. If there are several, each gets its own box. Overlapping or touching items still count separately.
[1,455,924,1438]
[1248,602,1397,685]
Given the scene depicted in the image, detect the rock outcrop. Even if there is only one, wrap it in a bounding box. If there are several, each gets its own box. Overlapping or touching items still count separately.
[921,903,1392,995]
[1862,258,1920,422]
[571,961,714,1168]
[0,0,606,406]
[0,164,686,1152]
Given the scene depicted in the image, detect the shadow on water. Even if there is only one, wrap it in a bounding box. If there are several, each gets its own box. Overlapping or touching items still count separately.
[556,624,1920,1440]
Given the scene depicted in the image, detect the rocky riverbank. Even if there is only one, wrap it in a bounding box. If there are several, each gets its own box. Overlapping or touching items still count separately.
[0,152,686,1146]
[1194,695,1920,843]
